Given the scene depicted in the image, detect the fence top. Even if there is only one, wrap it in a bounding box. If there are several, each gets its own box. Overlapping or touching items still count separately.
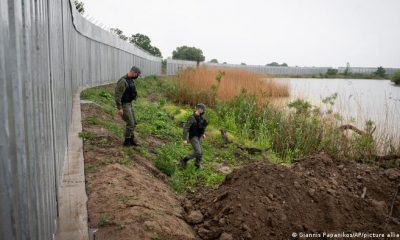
[166,58,198,65]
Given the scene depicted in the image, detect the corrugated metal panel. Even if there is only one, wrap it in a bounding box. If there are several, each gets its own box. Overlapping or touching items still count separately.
[0,0,162,239]
[166,59,331,75]
[338,67,400,74]
[166,60,400,76]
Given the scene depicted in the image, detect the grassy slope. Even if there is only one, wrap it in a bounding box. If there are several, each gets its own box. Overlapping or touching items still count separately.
[80,75,400,194]
[80,76,269,193]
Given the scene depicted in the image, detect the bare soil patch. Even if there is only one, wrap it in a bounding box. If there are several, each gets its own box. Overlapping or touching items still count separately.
[185,153,400,239]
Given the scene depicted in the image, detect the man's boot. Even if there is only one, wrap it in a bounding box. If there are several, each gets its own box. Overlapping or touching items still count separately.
[130,133,138,146]
[123,138,132,147]
[195,157,201,169]
[179,157,188,169]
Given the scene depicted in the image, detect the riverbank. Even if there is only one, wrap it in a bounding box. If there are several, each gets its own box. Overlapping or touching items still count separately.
[277,77,400,151]
[79,75,400,239]
[80,75,400,191]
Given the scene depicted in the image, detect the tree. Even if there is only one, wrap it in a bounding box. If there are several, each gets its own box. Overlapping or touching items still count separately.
[374,66,386,78]
[209,59,218,63]
[161,59,167,74]
[129,33,162,57]
[266,62,280,67]
[172,46,205,63]
[223,62,227,64]
[150,47,162,58]
[110,28,128,41]
[240,63,247,65]
[266,62,288,67]
[344,62,351,76]
[391,70,400,85]
[326,68,338,76]
[74,0,85,14]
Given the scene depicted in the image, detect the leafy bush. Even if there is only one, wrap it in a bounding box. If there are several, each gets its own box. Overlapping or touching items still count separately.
[326,68,338,75]
[374,66,386,78]
[392,70,400,85]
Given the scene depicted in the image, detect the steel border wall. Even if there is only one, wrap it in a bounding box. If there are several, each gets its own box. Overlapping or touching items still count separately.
[166,59,331,75]
[0,0,161,239]
[338,67,400,75]
[166,59,400,76]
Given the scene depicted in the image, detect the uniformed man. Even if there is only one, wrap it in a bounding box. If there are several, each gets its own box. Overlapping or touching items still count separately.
[115,66,141,147]
[179,103,208,169]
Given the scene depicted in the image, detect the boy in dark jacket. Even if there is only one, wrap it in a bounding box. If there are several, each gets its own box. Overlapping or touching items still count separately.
[180,103,208,169]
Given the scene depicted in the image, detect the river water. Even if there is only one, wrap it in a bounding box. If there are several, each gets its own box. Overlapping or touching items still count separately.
[276,78,400,144]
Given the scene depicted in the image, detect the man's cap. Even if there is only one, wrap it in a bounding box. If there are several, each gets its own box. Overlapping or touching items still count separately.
[130,66,141,75]
[196,103,206,111]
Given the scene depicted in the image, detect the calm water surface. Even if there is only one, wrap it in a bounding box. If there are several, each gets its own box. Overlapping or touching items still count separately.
[277,78,400,142]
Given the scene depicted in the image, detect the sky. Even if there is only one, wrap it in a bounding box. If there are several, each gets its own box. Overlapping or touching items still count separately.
[81,0,400,68]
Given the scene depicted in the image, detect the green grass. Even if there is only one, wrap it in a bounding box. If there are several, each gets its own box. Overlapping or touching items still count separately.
[98,213,112,227]
[79,131,96,141]
[80,87,116,116]
[154,142,185,176]
[84,163,97,174]
[116,194,137,203]
[151,236,161,240]
[118,157,131,166]
[134,146,153,159]
[100,159,113,165]
[118,149,133,166]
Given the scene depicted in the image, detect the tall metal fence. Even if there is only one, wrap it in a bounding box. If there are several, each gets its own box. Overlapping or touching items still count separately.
[0,0,161,239]
[166,59,400,76]
[338,67,400,75]
[166,59,331,76]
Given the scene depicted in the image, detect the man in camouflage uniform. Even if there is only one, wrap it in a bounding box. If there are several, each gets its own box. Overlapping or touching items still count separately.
[179,103,208,169]
[115,66,141,146]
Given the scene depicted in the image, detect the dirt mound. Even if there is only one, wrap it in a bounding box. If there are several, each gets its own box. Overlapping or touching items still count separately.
[185,153,400,239]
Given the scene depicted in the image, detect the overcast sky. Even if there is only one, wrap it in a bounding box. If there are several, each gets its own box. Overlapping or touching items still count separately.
[81,0,400,68]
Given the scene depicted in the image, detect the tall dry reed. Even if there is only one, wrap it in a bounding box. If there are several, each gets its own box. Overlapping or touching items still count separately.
[173,67,289,106]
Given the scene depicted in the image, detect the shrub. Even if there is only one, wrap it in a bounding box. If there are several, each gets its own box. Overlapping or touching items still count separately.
[374,66,386,78]
[326,68,338,76]
[392,70,400,85]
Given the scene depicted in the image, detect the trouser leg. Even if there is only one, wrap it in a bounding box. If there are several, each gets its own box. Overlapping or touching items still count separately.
[183,137,202,168]
[122,103,135,138]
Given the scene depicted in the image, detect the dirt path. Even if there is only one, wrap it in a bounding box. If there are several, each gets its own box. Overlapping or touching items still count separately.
[81,103,195,240]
